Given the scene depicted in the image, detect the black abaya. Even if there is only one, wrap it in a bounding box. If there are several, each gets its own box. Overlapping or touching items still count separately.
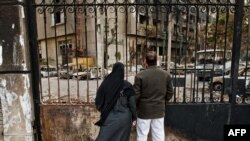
[95,62,136,141]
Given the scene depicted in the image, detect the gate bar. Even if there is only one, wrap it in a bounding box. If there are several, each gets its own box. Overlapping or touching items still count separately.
[26,0,42,140]
[230,0,244,105]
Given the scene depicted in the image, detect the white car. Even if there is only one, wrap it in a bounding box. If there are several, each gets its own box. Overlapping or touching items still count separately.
[72,69,89,80]
[88,67,103,79]
[59,69,76,79]
[72,67,108,80]
[40,65,58,77]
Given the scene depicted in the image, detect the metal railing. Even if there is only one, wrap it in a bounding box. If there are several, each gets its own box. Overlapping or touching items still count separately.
[33,0,250,105]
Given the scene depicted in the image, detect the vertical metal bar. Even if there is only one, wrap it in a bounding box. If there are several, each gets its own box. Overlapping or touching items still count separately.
[194,6,199,103]
[230,0,244,105]
[173,6,178,102]
[84,7,90,103]
[167,3,172,71]
[26,0,42,140]
[210,6,220,103]
[75,1,81,102]
[244,6,250,103]
[94,3,99,89]
[145,4,148,61]
[221,4,230,103]
[115,4,118,62]
[62,3,70,103]
[241,2,250,103]
[43,4,51,101]
[155,2,158,55]
[200,7,206,103]
[125,2,128,80]
[183,6,188,103]
[135,4,138,73]
[74,1,80,102]
[73,1,78,101]
[163,7,169,70]
[104,4,108,69]
[53,3,61,102]
[203,4,210,103]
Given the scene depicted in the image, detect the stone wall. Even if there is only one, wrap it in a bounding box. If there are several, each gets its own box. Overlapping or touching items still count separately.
[40,104,189,141]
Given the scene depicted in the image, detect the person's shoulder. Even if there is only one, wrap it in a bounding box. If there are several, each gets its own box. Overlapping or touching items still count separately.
[156,67,171,75]
[155,67,165,72]
[135,70,145,77]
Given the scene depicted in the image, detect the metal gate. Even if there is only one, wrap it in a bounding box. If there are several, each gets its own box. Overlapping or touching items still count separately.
[29,0,250,140]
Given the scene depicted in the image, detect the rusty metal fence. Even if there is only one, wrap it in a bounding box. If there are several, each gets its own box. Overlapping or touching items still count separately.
[33,0,250,106]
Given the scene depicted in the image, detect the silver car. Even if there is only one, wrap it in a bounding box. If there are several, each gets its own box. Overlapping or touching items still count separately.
[210,67,250,93]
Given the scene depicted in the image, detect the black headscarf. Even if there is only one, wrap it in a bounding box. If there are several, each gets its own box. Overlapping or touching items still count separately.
[95,62,124,126]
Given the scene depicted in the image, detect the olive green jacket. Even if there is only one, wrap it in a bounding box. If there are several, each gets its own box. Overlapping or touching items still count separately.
[133,66,174,119]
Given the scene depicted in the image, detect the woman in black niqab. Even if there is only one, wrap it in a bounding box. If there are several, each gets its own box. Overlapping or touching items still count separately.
[95,62,125,125]
[95,62,136,141]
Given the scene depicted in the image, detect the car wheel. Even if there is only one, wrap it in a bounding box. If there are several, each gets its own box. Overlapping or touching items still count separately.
[213,82,223,91]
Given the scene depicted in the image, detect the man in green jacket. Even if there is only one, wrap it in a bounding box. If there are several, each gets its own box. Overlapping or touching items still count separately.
[133,51,174,141]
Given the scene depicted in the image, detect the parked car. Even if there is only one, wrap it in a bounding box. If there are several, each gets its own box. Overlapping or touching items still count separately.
[195,49,232,81]
[186,63,195,73]
[170,63,185,75]
[59,69,75,79]
[72,69,90,80]
[72,67,108,80]
[88,67,102,79]
[40,65,58,77]
[60,63,84,79]
[164,62,194,74]
[210,67,250,93]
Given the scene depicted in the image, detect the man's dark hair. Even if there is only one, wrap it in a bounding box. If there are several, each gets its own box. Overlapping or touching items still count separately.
[146,51,157,66]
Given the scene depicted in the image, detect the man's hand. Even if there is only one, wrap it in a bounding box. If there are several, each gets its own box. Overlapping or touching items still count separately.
[132,121,136,127]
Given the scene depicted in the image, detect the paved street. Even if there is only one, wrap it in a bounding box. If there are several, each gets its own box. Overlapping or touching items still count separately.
[41,73,216,103]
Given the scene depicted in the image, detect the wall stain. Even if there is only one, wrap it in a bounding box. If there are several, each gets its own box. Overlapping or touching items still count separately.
[41,105,99,141]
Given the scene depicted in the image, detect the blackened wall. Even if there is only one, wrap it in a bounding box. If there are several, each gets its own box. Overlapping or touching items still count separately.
[165,104,250,141]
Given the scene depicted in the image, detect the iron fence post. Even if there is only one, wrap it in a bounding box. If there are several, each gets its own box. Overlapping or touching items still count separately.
[230,0,244,105]
[25,0,42,140]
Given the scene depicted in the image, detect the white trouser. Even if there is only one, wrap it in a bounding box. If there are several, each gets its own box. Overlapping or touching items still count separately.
[136,117,165,141]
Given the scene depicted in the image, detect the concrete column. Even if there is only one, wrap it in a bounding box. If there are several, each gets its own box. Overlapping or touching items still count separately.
[0,0,34,141]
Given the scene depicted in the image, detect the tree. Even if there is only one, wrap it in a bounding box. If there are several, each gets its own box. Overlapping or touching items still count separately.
[207,8,249,52]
